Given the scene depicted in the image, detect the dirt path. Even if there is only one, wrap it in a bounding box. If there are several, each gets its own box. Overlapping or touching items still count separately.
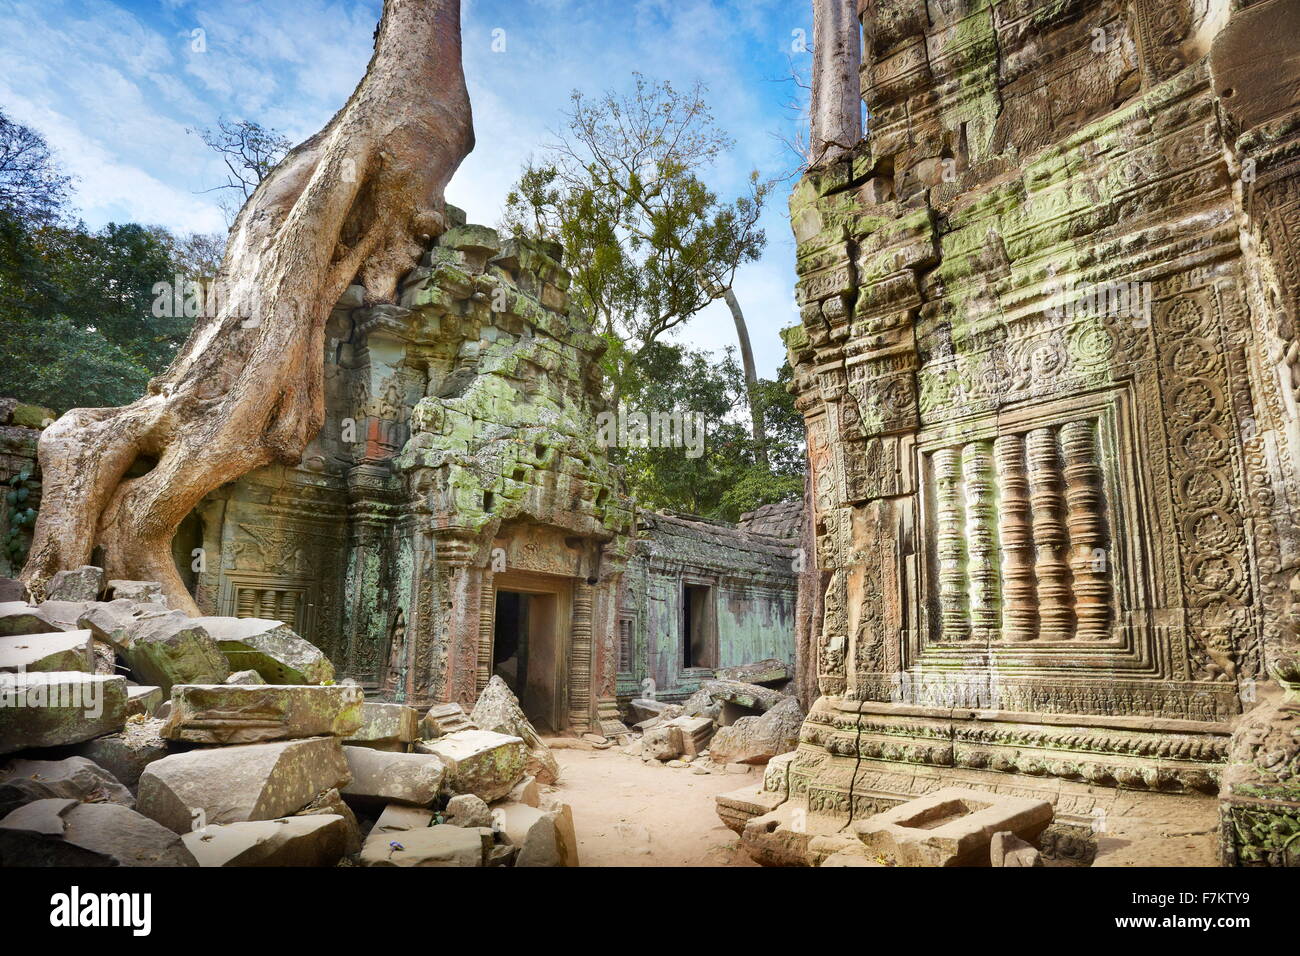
[546,745,758,867]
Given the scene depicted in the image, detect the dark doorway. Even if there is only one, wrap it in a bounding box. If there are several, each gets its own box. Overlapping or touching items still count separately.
[682,583,716,669]
[493,587,561,732]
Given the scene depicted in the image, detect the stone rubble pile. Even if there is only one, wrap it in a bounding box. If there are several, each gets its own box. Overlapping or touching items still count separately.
[0,568,578,867]
[619,658,803,775]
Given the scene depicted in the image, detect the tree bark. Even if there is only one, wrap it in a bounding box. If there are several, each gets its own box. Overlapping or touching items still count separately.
[722,286,770,471]
[810,0,863,166]
[21,0,474,610]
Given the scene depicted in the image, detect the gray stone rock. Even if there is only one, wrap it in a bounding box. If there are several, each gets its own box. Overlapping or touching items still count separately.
[137,736,351,834]
[497,801,579,867]
[700,679,786,713]
[0,578,28,603]
[641,723,683,761]
[224,669,266,685]
[415,729,527,802]
[76,599,170,650]
[359,823,487,867]
[0,630,93,673]
[707,696,803,765]
[444,793,492,829]
[417,701,475,738]
[0,671,128,755]
[182,814,349,867]
[0,798,196,866]
[34,600,93,631]
[46,566,104,602]
[104,580,166,605]
[372,803,434,834]
[344,701,418,751]
[117,612,229,693]
[161,683,364,744]
[990,830,1043,867]
[193,617,333,685]
[70,719,169,789]
[0,601,55,636]
[714,658,791,687]
[470,675,560,784]
[294,787,362,855]
[124,684,163,718]
[0,756,134,817]
[628,697,675,723]
[341,746,445,807]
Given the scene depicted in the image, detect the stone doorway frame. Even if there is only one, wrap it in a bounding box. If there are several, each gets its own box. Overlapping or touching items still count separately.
[486,570,574,733]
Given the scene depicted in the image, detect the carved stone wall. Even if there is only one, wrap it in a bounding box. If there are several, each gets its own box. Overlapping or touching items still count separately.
[770,0,1300,863]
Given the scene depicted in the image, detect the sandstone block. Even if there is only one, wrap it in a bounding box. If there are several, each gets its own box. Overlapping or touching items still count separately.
[0,671,127,755]
[416,729,526,802]
[137,736,350,834]
[0,630,93,673]
[341,746,445,807]
[0,798,196,866]
[162,683,363,744]
[182,814,349,867]
[194,616,334,685]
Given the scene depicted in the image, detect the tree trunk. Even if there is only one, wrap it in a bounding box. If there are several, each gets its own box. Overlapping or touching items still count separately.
[810,0,863,166]
[21,0,474,610]
[722,286,769,471]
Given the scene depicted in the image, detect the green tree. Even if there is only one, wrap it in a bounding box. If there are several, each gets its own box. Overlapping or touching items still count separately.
[503,75,774,462]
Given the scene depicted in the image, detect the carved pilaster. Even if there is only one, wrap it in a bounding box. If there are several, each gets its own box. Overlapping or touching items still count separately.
[934,446,969,641]
[995,433,1037,642]
[962,439,999,642]
[568,580,594,731]
[1062,419,1112,641]
[1028,427,1074,640]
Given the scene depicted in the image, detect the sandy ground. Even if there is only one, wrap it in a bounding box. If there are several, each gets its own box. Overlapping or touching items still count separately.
[546,744,758,867]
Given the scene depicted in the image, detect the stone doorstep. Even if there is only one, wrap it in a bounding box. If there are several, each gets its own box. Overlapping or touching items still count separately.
[714,783,786,835]
[853,787,1054,867]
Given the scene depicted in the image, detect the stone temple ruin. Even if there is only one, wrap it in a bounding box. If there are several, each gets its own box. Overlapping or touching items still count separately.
[4,0,1300,871]
[713,0,1300,867]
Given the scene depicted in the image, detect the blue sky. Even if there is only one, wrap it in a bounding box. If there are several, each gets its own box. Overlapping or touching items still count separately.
[0,0,812,376]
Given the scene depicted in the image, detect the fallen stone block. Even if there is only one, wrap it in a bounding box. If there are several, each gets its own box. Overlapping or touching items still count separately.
[76,599,170,650]
[497,801,579,867]
[137,736,351,834]
[104,580,166,605]
[35,601,94,631]
[295,787,361,855]
[161,683,364,744]
[46,566,104,602]
[224,669,266,685]
[681,687,721,721]
[417,729,527,802]
[117,612,229,693]
[714,783,786,835]
[641,723,683,761]
[990,830,1042,867]
[0,601,55,637]
[504,774,540,808]
[70,718,169,789]
[0,630,93,673]
[373,803,434,834]
[360,823,487,867]
[341,746,445,807]
[664,715,714,756]
[417,701,476,738]
[627,697,674,723]
[707,696,803,765]
[0,671,127,755]
[701,679,786,715]
[0,756,134,817]
[470,675,560,784]
[182,814,349,867]
[194,616,334,685]
[345,701,418,751]
[444,793,492,829]
[714,658,791,687]
[0,798,196,866]
[854,788,1053,867]
[124,684,163,717]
